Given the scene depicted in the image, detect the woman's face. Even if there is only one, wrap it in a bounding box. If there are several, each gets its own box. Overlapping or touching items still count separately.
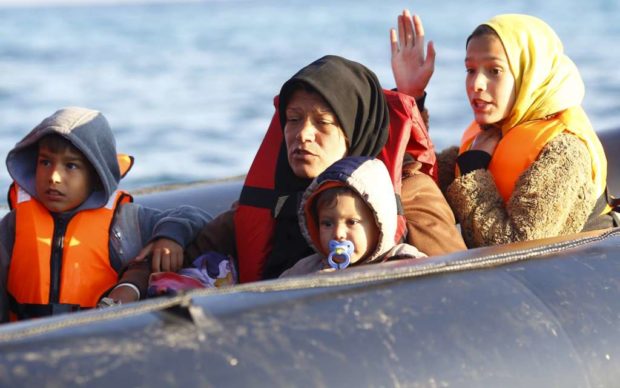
[284,89,348,179]
[465,34,516,126]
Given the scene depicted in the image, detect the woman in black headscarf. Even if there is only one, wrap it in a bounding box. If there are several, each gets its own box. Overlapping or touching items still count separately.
[183,55,465,281]
[265,55,391,278]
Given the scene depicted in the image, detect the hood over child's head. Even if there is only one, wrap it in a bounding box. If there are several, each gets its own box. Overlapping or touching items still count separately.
[6,107,122,211]
[299,156,398,264]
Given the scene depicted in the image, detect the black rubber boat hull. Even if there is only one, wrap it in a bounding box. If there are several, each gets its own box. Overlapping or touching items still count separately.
[0,228,619,387]
[0,127,618,387]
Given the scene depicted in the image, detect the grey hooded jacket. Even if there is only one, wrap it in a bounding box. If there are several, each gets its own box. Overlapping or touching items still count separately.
[0,107,211,321]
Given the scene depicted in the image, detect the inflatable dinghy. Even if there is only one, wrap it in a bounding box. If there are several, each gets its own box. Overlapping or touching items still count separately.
[0,129,618,387]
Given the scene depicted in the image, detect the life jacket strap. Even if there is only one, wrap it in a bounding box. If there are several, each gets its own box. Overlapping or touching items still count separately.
[395,193,404,216]
[239,186,279,210]
[592,189,612,217]
[609,189,620,227]
[8,293,82,320]
[609,190,619,211]
[240,185,305,219]
[273,193,304,219]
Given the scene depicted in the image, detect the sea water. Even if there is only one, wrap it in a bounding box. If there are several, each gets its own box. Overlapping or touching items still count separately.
[1,0,619,192]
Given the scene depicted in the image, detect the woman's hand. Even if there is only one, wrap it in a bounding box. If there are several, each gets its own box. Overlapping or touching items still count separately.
[133,238,184,273]
[471,126,502,155]
[390,9,436,98]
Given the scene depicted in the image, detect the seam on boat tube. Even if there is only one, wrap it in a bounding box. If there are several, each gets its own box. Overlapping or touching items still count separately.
[0,296,187,342]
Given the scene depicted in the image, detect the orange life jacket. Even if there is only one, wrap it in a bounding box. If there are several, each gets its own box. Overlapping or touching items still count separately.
[7,186,132,320]
[458,106,609,210]
[6,154,134,320]
[234,90,437,283]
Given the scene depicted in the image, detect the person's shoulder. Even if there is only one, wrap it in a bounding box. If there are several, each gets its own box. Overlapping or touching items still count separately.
[280,254,324,278]
[113,202,172,226]
[552,132,589,149]
[541,132,590,162]
[0,210,16,234]
[402,161,442,194]
[109,202,143,232]
[0,210,18,259]
[115,201,142,214]
[402,161,441,184]
[385,243,427,260]
[402,161,423,179]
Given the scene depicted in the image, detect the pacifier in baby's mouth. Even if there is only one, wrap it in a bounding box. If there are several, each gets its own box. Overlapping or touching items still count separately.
[327,240,354,270]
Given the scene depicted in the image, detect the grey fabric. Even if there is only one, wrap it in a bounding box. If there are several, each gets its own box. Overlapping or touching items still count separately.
[108,204,213,266]
[6,107,120,211]
[279,253,325,277]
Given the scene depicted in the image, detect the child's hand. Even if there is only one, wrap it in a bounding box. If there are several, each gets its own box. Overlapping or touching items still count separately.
[106,284,140,304]
[390,9,435,99]
[134,238,184,273]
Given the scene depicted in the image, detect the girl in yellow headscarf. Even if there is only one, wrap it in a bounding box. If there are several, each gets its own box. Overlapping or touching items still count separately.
[390,11,614,248]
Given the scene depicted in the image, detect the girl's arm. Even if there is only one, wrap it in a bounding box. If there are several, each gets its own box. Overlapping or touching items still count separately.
[402,162,467,255]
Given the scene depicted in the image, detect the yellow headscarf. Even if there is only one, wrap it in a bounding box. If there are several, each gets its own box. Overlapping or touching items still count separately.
[481,14,608,202]
[484,14,586,133]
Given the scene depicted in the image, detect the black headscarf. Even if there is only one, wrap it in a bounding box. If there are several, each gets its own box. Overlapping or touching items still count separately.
[279,55,389,160]
[262,55,390,279]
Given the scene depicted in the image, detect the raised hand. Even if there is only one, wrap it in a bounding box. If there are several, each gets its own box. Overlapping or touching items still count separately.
[390,9,436,98]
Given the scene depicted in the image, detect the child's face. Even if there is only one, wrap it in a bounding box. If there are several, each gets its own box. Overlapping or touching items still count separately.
[465,34,516,126]
[35,145,93,213]
[318,192,379,264]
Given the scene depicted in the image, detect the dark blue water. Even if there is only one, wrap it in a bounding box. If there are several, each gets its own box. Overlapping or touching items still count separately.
[1,0,619,191]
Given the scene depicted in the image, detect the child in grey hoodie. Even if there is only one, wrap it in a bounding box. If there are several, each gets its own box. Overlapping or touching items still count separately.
[281,157,426,277]
[0,107,211,322]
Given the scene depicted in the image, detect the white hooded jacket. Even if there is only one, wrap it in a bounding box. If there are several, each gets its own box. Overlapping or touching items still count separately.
[281,157,426,277]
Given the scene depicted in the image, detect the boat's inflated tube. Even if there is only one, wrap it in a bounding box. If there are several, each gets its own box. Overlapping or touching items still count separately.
[0,227,620,387]
[2,128,619,386]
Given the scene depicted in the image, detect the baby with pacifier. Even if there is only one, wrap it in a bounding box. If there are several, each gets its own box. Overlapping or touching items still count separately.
[280,156,427,278]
